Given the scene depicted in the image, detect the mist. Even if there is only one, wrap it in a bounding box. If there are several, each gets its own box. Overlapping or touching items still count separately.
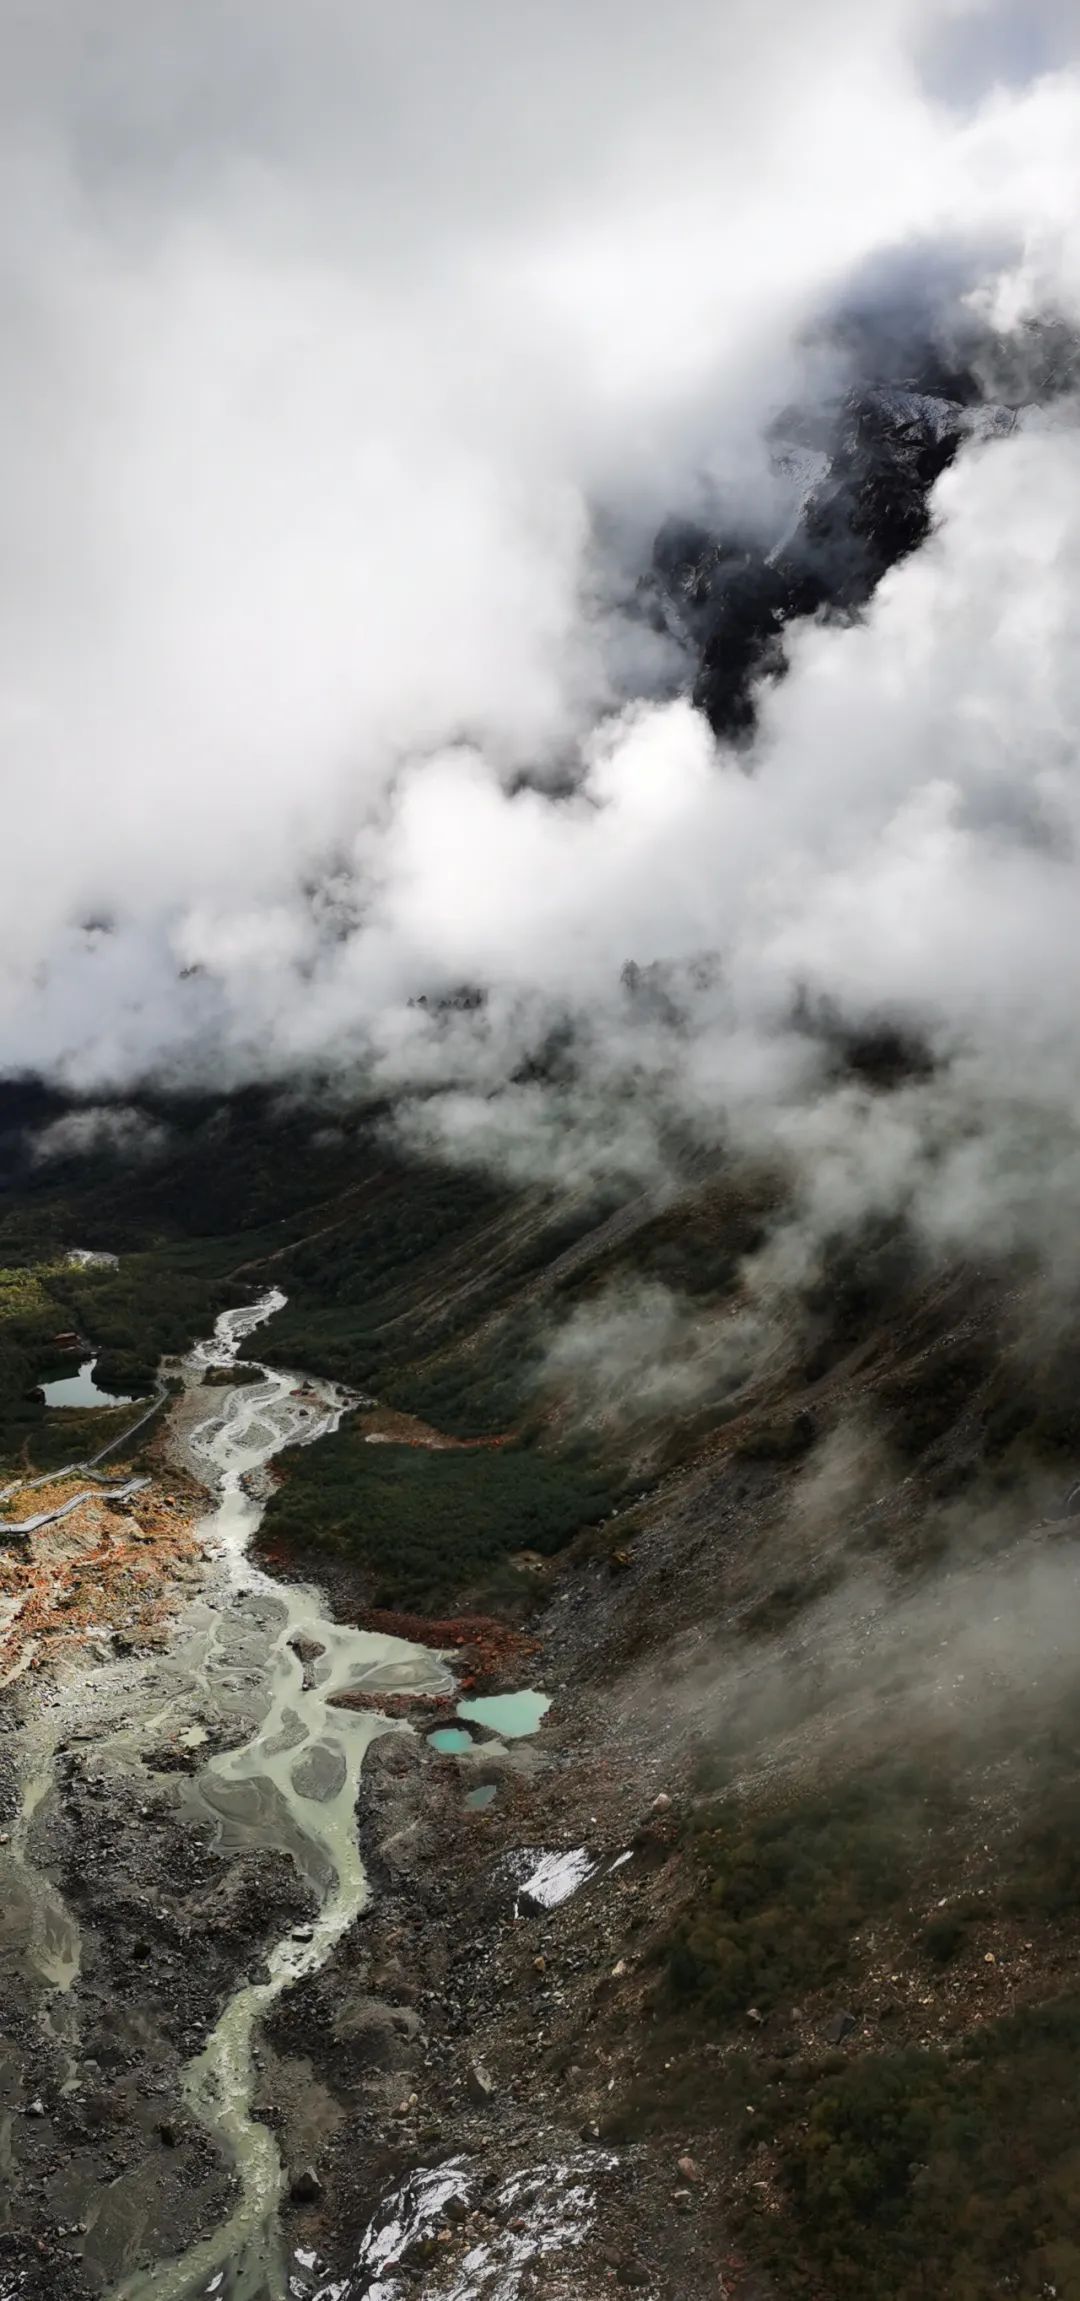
[3,0,1080,1276]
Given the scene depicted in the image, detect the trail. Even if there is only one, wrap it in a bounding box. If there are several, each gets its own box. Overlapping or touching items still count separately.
[0,1390,168,1507]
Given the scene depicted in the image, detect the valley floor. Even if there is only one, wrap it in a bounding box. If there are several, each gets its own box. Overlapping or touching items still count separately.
[5,1108,1080,2299]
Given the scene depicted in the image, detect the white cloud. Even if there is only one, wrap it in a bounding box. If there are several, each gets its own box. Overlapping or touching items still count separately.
[2,0,1080,1256]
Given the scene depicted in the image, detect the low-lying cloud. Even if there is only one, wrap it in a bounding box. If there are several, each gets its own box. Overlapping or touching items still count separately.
[3,0,1080,1268]
[541,1278,767,1430]
[28,1104,169,1167]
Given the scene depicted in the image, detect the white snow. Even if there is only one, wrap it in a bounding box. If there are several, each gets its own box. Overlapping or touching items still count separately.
[496,1845,601,1912]
[867,385,961,439]
[320,2152,620,2301]
[518,1848,598,1908]
[313,2162,471,2298]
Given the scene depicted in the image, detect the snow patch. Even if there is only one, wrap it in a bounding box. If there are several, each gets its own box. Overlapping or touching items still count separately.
[320,2152,619,2301]
[495,1845,601,1911]
[313,2161,471,2298]
[518,1848,598,1908]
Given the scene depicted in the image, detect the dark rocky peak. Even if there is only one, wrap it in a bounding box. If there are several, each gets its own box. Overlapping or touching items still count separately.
[650,315,1067,746]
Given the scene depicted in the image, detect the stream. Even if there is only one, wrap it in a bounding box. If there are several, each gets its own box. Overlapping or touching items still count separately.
[8,1291,451,2301]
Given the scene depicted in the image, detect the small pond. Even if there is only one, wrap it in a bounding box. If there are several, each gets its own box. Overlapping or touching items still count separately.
[465,1783,498,1811]
[456,1689,551,1740]
[42,1359,133,1410]
[427,1726,475,1754]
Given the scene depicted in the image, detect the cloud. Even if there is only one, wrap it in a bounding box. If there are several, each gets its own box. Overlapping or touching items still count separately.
[28,1104,168,1166]
[2,0,1080,1265]
[540,1278,767,1429]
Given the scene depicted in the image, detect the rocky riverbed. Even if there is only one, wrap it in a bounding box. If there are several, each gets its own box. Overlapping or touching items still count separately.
[0,1298,734,2301]
[0,1300,449,2300]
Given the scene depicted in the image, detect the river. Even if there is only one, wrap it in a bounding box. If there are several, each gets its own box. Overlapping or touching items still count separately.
[7,1290,450,2301]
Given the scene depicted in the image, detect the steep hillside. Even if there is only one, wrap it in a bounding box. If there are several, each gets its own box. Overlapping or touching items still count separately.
[4,1091,1080,2297]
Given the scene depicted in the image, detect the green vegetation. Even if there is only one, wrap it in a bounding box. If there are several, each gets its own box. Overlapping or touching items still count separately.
[632,1715,1080,2296]
[877,1339,997,1462]
[553,1175,773,1307]
[919,1897,984,1964]
[0,1088,529,1468]
[797,1216,923,1384]
[0,1090,633,1610]
[667,1767,948,2019]
[1005,1777,1080,1919]
[11,1083,1080,2301]
[0,1248,235,1471]
[259,1422,619,1611]
[761,2000,1080,2300]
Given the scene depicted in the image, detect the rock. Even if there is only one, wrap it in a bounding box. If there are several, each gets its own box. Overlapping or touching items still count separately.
[466,2059,496,2106]
[677,2155,703,2184]
[611,1959,628,1978]
[157,2120,178,2148]
[291,1924,315,1943]
[443,2194,469,2225]
[651,1793,672,1811]
[25,2098,46,2119]
[746,2006,764,2025]
[288,1635,326,1691]
[291,1744,347,1803]
[335,2004,416,2072]
[289,2167,322,2205]
[823,2010,856,2045]
[288,1635,325,1664]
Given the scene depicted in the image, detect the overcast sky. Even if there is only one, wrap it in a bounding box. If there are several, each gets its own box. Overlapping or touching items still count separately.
[3,0,1080,1255]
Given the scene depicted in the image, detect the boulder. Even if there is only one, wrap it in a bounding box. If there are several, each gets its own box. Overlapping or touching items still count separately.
[823,2010,856,2045]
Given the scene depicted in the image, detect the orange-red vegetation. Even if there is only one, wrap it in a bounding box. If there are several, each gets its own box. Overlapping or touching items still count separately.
[0,1476,206,1683]
[354,1407,515,1452]
[348,1607,538,1692]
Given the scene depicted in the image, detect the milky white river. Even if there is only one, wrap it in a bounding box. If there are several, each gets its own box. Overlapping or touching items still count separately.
[96,1292,450,2301]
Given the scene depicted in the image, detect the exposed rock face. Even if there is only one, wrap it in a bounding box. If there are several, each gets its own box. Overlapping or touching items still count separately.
[652,382,981,741]
[644,319,1076,744]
